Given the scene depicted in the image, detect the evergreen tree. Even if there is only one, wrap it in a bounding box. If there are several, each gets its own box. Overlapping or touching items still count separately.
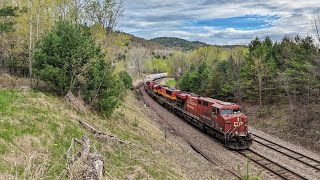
[0,6,19,33]
[119,70,133,89]
[205,70,224,99]
[241,37,278,105]
[279,36,319,104]
[33,21,123,116]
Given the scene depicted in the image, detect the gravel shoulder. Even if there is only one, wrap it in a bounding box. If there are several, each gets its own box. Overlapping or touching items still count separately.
[249,127,320,180]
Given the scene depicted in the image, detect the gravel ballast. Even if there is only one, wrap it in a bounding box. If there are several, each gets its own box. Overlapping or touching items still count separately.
[139,86,320,180]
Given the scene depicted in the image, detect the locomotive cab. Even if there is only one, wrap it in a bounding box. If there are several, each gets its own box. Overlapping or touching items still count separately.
[212,102,253,149]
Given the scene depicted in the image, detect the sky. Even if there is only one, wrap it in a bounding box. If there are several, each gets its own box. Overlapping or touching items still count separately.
[120,0,319,45]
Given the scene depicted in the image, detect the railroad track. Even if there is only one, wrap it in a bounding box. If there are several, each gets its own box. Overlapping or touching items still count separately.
[253,134,320,172]
[162,117,242,180]
[146,76,320,179]
[137,86,242,179]
[237,149,307,180]
[166,121,243,179]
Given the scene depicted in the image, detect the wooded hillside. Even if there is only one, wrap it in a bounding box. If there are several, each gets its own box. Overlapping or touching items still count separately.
[150,37,209,51]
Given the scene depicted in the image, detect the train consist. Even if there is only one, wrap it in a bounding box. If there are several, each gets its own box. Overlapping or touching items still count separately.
[144,73,252,150]
[143,73,167,84]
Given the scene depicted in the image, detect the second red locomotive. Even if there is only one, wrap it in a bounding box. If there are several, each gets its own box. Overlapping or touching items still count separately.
[144,75,252,150]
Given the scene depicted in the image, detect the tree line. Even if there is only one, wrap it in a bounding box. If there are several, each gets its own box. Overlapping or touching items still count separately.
[0,0,123,76]
[177,36,320,107]
[142,35,319,107]
[1,0,133,116]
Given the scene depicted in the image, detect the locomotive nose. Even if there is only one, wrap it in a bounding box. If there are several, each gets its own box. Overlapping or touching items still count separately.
[233,116,248,135]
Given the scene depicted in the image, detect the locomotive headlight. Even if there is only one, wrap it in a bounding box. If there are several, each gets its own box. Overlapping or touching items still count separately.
[237,117,240,121]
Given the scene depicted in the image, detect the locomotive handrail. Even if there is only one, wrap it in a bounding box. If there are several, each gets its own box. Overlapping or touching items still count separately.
[228,127,237,140]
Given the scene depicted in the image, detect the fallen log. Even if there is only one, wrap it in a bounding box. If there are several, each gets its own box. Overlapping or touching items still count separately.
[78,119,131,145]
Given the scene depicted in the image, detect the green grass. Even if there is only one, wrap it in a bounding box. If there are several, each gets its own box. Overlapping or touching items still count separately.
[166,79,176,88]
[0,144,8,155]
[238,158,262,180]
[0,89,185,179]
[0,90,19,116]
[0,89,87,178]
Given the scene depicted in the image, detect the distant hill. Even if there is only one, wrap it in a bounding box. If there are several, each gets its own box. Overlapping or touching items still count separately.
[118,32,171,51]
[150,37,209,51]
[116,32,247,52]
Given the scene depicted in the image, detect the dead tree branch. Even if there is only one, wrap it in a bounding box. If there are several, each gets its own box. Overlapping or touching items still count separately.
[63,136,104,180]
[78,119,131,145]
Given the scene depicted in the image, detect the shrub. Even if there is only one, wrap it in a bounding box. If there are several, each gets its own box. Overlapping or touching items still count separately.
[33,21,123,116]
[119,70,133,89]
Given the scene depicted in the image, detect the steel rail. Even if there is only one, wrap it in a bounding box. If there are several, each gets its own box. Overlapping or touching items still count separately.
[237,149,307,180]
[253,134,320,171]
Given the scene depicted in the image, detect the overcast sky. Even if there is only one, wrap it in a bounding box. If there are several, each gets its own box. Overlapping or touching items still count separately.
[120,0,319,45]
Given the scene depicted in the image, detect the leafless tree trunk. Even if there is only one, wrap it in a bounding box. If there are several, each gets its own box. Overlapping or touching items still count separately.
[230,48,245,103]
[84,0,124,30]
[129,47,148,76]
[313,9,320,43]
[258,76,262,106]
[278,72,294,110]
[254,57,267,106]
[36,0,42,40]
[29,0,33,82]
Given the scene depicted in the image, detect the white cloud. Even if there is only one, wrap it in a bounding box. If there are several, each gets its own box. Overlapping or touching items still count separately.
[121,0,319,45]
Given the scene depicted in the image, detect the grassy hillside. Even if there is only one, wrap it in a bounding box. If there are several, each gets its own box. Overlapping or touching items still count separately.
[0,86,203,179]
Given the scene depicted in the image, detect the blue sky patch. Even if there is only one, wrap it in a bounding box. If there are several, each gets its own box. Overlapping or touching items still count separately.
[187,15,280,30]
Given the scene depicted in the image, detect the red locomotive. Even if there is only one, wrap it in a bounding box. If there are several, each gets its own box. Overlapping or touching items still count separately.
[157,86,181,101]
[144,75,252,150]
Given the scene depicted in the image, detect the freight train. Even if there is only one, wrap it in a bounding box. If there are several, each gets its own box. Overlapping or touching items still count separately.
[144,73,252,150]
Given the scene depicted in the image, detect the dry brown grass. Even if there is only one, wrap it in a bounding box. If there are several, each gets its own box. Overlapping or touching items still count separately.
[125,166,151,180]
[64,91,89,113]
[247,104,320,154]
[0,79,225,179]
[0,88,187,179]
[3,136,50,179]
[0,73,30,88]
[0,73,48,91]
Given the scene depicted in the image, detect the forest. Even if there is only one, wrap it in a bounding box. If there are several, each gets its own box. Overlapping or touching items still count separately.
[1,0,320,112]
[1,1,320,179]
[176,36,320,106]
[0,0,134,116]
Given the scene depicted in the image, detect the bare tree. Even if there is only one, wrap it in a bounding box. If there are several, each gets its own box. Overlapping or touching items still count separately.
[230,47,246,103]
[253,54,268,106]
[84,0,124,30]
[167,51,187,79]
[313,9,320,43]
[128,47,148,76]
[28,0,33,81]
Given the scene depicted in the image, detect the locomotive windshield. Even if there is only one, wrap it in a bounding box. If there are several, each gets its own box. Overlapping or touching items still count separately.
[220,108,241,114]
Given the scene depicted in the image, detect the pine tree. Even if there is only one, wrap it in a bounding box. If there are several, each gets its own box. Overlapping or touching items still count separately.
[33,21,123,116]
[0,6,19,33]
